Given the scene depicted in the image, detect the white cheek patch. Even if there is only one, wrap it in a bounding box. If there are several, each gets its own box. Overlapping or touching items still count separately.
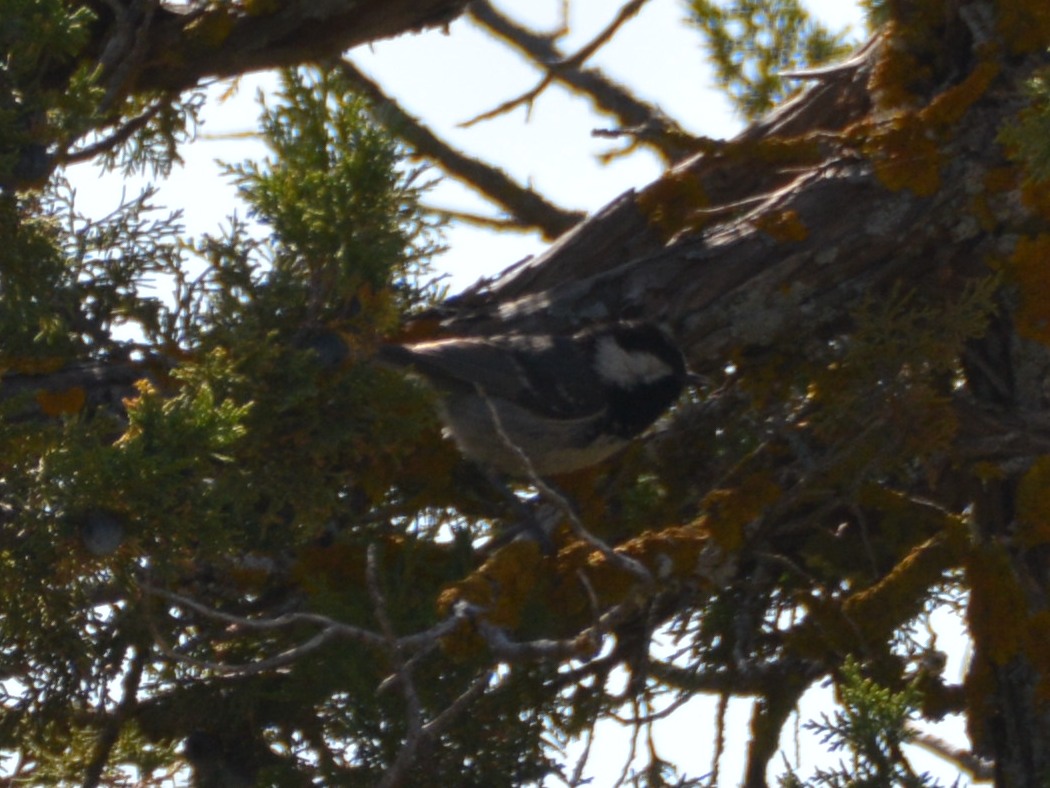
[594,337,672,386]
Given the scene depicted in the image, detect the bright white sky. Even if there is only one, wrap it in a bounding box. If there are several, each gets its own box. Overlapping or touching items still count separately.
[65,1,979,784]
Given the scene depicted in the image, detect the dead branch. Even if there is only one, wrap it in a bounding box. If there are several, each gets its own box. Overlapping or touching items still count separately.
[60,99,170,167]
[425,205,569,234]
[462,0,653,128]
[381,669,492,787]
[908,727,995,781]
[468,0,700,163]
[139,581,465,675]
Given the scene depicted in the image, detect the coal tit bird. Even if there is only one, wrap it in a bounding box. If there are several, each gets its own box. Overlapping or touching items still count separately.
[377,322,689,476]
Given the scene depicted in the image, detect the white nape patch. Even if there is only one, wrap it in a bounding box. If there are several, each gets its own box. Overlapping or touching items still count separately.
[594,336,671,386]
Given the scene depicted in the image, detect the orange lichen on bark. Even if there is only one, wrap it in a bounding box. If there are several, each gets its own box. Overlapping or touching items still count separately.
[996,0,1050,55]
[1021,179,1050,221]
[984,166,1018,194]
[635,169,710,240]
[789,511,966,660]
[727,136,824,167]
[437,539,545,628]
[635,136,822,240]
[868,23,932,109]
[842,530,964,642]
[702,472,781,552]
[184,7,236,48]
[963,652,996,751]
[966,543,1028,666]
[753,209,808,243]
[437,522,714,659]
[1016,456,1050,547]
[965,541,1050,730]
[867,116,943,196]
[620,523,711,577]
[864,59,999,196]
[243,0,281,16]
[436,539,547,659]
[1005,234,1050,345]
[551,522,711,606]
[970,167,1017,231]
[917,60,1000,128]
[35,386,86,416]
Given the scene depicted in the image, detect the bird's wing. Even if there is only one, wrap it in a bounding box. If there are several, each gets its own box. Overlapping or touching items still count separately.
[377,335,608,419]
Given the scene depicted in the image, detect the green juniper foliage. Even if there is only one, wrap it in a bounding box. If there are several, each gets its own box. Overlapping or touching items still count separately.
[779,659,944,788]
[688,0,854,118]
[0,65,459,785]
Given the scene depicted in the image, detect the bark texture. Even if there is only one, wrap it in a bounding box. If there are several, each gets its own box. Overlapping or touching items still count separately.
[79,0,469,94]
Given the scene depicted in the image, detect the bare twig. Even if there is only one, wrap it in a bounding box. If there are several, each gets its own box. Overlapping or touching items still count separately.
[560,0,651,68]
[569,725,595,786]
[908,727,995,781]
[379,670,493,785]
[144,561,491,787]
[576,570,602,634]
[423,204,558,233]
[467,0,700,163]
[711,691,728,787]
[462,0,651,128]
[421,668,493,738]
[612,708,641,788]
[475,618,590,663]
[370,544,495,786]
[150,618,349,677]
[139,581,464,675]
[60,101,169,167]
[472,581,665,668]
[144,582,383,647]
[610,692,692,726]
[371,543,428,788]
[376,637,445,694]
[64,0,472,99]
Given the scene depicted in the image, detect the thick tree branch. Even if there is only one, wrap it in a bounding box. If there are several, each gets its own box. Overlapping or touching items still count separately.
[140,581,466,675]
[80,0,471,96]
[461,0,652,127]
[430,37,1011,385]
[909,727,995,781]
